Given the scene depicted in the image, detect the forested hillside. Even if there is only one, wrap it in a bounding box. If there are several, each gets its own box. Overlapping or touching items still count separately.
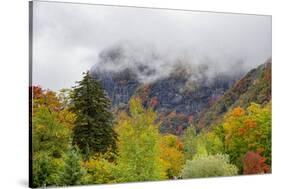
[198,58,271,129]
[31,60,272,187]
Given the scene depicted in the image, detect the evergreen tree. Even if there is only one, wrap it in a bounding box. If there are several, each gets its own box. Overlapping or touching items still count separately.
[71,71,117,158]
[59,147,86,186]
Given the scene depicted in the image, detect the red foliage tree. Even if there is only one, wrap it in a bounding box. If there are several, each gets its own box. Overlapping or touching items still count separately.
[32,86,43,99]
[243,151,270,174]
[149,96,159,108]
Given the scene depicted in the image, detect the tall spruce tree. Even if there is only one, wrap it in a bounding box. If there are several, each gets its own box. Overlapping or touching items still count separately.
[71,71,117,159]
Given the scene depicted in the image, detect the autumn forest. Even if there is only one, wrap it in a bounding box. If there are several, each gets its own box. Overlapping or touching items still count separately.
[30,60,271,187]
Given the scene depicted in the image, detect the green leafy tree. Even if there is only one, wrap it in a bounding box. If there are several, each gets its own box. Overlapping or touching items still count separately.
[32,107,71,187]
[197,130,224,156]
[193,137,208,158]
[183,126,223,160]
[33,154,53,187]
[183,125,197,159]
[83,152,117,184]
[59,147,86,186]
[181,154,238,178]
[114,97,165,182]
[32,106,71,158]
[32,152,63,187]
[70,71,117,158]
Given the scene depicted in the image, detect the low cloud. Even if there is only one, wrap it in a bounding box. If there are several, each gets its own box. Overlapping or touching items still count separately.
[92,41,248,91]
[32,1,272,91]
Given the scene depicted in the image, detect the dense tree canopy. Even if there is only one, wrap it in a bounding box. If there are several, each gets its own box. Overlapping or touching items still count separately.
[31,63,272,187]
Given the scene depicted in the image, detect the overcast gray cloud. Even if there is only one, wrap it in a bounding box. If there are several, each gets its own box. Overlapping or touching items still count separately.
[32,1,272,91]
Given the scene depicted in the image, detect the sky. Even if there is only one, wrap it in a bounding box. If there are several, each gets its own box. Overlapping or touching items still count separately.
[32,1,272,91]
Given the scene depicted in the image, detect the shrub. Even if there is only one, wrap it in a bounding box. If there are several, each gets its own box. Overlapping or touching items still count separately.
[181,154,238,178]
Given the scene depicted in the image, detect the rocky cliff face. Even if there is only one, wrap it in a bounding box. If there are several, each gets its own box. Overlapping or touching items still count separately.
[93,68,140,107]
[92,65,238,135]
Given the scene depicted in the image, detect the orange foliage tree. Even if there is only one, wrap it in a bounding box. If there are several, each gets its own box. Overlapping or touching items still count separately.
[159,134,184,178]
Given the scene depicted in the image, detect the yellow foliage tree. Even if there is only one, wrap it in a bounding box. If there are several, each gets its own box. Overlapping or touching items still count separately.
[114,97,166,182]
[159,134,185,178]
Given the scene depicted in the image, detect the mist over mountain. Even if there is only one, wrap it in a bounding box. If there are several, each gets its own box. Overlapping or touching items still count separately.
[92,42,248,87]
[90,42,264,135]
[33,2,271,91]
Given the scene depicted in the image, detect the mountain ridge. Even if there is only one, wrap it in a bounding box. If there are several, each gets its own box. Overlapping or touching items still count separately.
[197,58,271,129]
